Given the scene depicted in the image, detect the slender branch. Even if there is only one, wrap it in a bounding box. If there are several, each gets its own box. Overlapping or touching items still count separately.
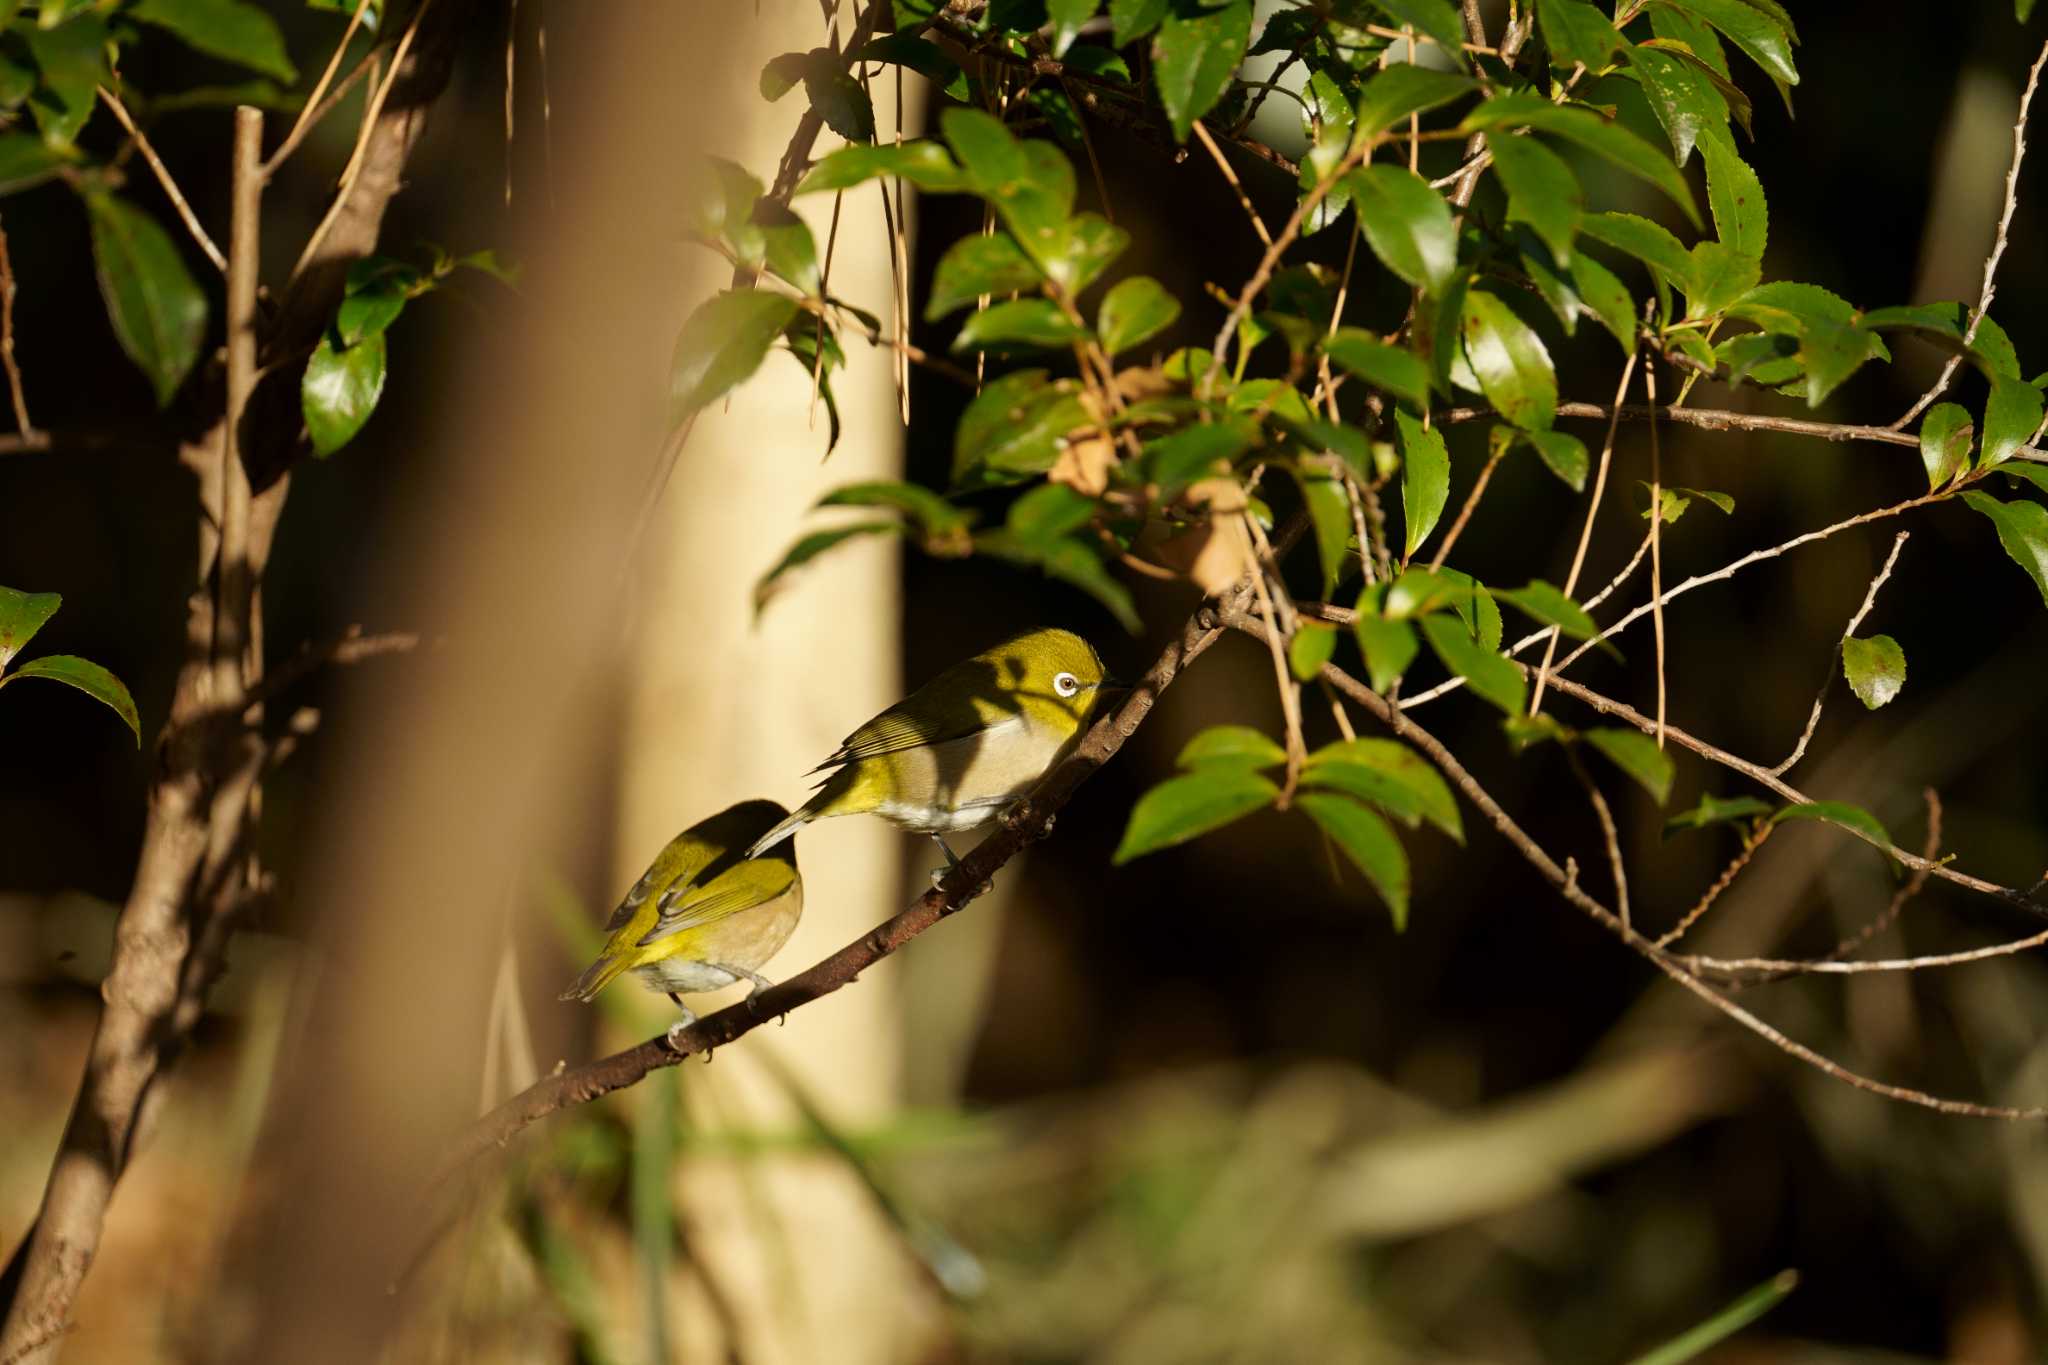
[0,216,34,441]
[261,0,377,177]
[97,85,227,273]
[442,593,1241,1172]
[1645,357,1668,746]
[1567,747,1629,929]
[1892,35,2048,430]
[1654,823,1772,950]
[1531,351,1637,713]
[1191,118,1272,248]
[1425,441,1503,571]
[1234,612,2048,1120]
[1770,531,1908,777]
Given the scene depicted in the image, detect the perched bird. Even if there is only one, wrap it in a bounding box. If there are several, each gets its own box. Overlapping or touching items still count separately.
[746,627,1114,867]
[561,799,802,1045]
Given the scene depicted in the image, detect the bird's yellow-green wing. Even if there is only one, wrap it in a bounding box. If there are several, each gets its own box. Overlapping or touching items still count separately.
[601,831,720,932]
[636,857,798,946]
[816,659,1029,771]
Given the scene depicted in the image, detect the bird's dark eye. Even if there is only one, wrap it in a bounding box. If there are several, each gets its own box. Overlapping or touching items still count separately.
[1054,671,1080,697]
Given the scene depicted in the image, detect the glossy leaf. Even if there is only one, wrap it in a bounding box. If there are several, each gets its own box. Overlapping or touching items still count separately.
[1177,723,1286,771]
[1685,241,1761,318]
[1961,491,2048,609]
[1841,634,1905,710]
[1113,767,1277,862]
[1353,597,1419,693]
[1487,130,1581,266]
[1461,290,1556,431]
[1537,0,1622,68]
[1771,800,1892,854]
[302,331,387,457]
[1422,613,1525,714]
[1352,65,1475,143]
[667,289,800,423]
[1676,0,1799,92]
[1524,428,1589,491]
[1918,402,1973,488]
[818,481,971,535]
[1494,580,1596,638]
[132,0,297,82]
[1700,134,1766,260]
[1581,211,1693,289]
[1438,567,1504,650]
[755,204,820,294]
[953,370,1090,486]
[926,234,1043,320]
[1584,727,1674,804]
[1325,329,1431,408]
[1098,276,1181,356]
[1303,736,1463,842]
[1463,93,1699,226]
[979,530,1142,632]
[1005,482,1098,550]
[1109,0,1170,46]
[1374,0,1466,59]
[1,655,140,744]
[1151,0,1252,142]
[1296,467,1352,596]
[86,193,207,407]
[22,17,106,147]
[1289,622,1339,682]
[952,298,1087,352]
[795,140,968,194]
[1350,165,1458,295]
[1627,42,1723,166]
[1981,375,2043,470]
[1041,212,1129,293]
[1146,418,1259,495]
[1569,252,1637,351]
[756,522,902,611]
[855,34,970,101]
[1663,791,1771,836]
[1296,793,1411,929]
[1395,410,1450,559]
[0,587,61,668]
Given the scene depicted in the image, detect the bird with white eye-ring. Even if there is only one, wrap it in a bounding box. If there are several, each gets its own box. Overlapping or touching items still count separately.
[746,627,1117,884]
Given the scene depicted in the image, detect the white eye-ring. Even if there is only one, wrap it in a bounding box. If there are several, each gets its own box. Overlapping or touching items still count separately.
[1053,671,1081,698]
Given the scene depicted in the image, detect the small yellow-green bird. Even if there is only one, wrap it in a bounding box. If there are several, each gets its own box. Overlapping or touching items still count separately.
[561,799,802,1043]
[745,627,1114,866]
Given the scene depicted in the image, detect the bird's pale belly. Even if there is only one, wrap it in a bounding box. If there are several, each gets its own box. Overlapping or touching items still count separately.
[859,723,1069,833]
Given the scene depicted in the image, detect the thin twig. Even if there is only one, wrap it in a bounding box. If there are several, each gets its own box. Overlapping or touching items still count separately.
[1892,35,2048,430]
[1426,442,1503,571]
[1245,526,1308,799]
[1567,747,1629,928]
[261,0,375,178]
[1531,350,1638,714]
[1191,118,1271,248]
[1646,356,1667,747]
[1655,823,1771,950]
[0,216,34,440]
[1770,531,1909,777]
[98,86,227,273]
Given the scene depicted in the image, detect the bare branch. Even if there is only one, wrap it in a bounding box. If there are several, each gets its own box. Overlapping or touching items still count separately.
[97,85,227,273]
[262,0,378,177]
[1771,531,1909,777]
[0,216,34,441]
[1655,823,1771,950]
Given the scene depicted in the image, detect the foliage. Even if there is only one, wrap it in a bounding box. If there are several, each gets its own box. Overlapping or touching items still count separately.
[0,587,139,744]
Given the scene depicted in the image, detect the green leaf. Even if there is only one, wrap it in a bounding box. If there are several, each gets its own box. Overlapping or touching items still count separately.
[927,233,1044,320]
[1353,603,1418,693]
[1324,329,1431,408]
[0,587,61,668]
[1113,767,1277,862]
[953,369,1090,486]
[1640,483,1734,523]
[756,522,903,612]
[1728,282,1882,406]
[1584,727,1674,804]
[1422,613,1525,714]
[760,50,808,101]
[854,34,970,101]
[667,289,802,423]
[302,331,387,458]
[1046,0,1098,55]
[1371,0,1466,60]
[1098,275,1180,356]
[977,531,1142,632]
[1349,165,1458,295]
[1439,567,1503,650]
[1461,290,1556,431]
[1005,482,1097,549]
[1352,65,1475,143]
[1395,409,1449,559]
[1303,736,1462,842]
[818,481,971,535]
[1,655,140,744]
[1841,634,1905,710]
[1296,794,1411,928]
[1040,212,1129,294]
[1627,1270,1798,1365]
[1487,130,1581,267]
[1524,428,1589,491]
[1494,580,1596,638]
[1625,43,1723,166]
[1146,417,1259,495]
[1296,466,1353,596]
[1177,723,1286,771]
[1463,93,1699,226]
[1671,0,1798,93]
[1569,252,1637,351]
[1981,375,2043,470]
[1289,621,1338,682]
[1961,491,2048,609]
[803,55,876,142]
[131,0,298,82]
[22,17,106,147]
[1972,312,2022,380]
[941,109,1077,264]
[1685,241,1760,319]
[1919,402,1974,489]
[1151,0,1252,142]
[1537,0,1622,68]
[1663,791,1771,836]
[1699,133,1766,260]
[1771,801,1892,853]
[85,193,207,408]
[1109,0,1169,46]
[754,203,821,294]
[1581,210,1693,287]
[795,140,968,194]
[0,132,68,195]
[952,298,1088,352]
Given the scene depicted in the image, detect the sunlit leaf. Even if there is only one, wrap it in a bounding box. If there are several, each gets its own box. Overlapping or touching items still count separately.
[132,0,297,82]
[667,289,802,423]
[1961,491,2048,609]
[1395,409,1449,559]
[1296,793,1411,928]
[0,587,62,668]
[1841,634,1905,710]
[1303,736,1463,842]
[1,654,140,744]
[1177,723,1286,771]
[1151,0,1252,142]
[1663,791,1771,836]
[1098,276,1181,356]
[1113,767,1277,862]
[1350,164,1459,295]
[302,331,388,457]
[1461,290,1556,431]
[1422,613,1525,714]
[1584,727,1674,804]
[1289,621,1339,682]
[1918,402,1973,488]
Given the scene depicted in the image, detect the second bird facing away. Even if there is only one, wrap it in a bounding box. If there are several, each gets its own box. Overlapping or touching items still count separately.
[561,799,803,1045]
[746,627,1114,865]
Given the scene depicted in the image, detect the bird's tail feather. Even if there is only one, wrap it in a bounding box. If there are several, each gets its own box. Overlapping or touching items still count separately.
[558,951,634,1002]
